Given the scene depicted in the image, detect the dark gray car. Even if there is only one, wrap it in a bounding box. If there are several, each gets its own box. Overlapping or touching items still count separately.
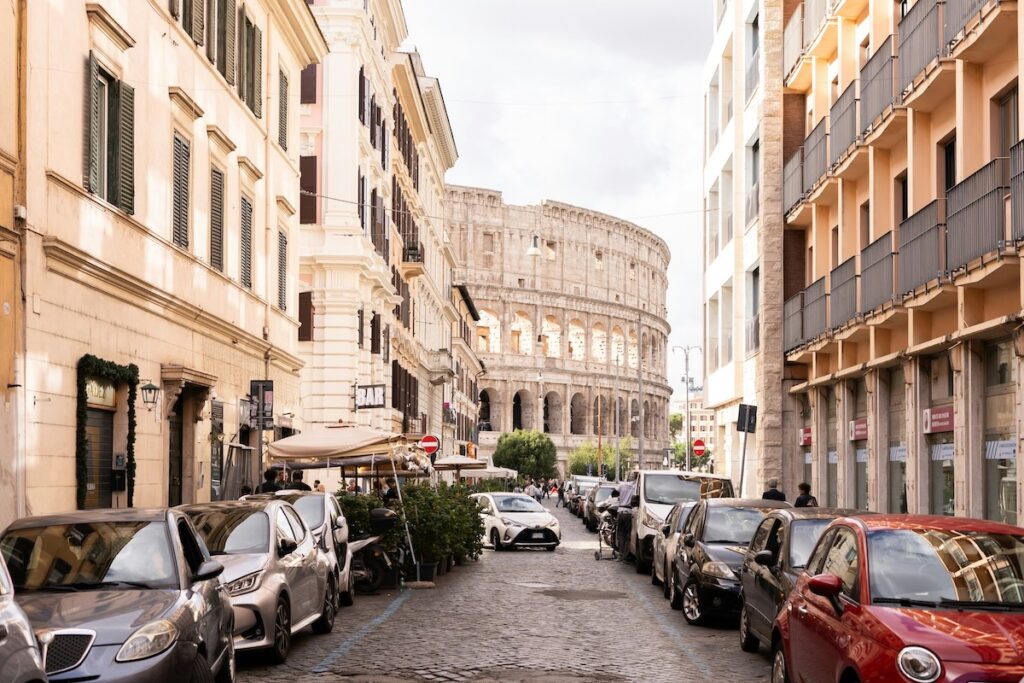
[0,553,45,683]
[0,508,233,682]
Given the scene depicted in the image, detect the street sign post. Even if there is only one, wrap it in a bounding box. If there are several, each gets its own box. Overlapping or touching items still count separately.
[736,404,757,497]
[418,435,440,455]
[692,439,706,458]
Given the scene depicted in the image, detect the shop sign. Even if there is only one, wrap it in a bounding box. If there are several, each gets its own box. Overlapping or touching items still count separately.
[848,418,868,442]
[827,450,838,464]
[355,384,386,410]
[86,379,116,408]
[889,445,907,462]
[249,380,274,430]
[923,406,954,434]
[985,440,1017,461]
[930,443,955,461]
[855,448,868,463]
[799,427,812,446]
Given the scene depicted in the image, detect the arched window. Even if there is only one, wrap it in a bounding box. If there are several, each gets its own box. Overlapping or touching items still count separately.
[591,323,607,363]
[570,393,587,434]
[542,316,562,358]
[510,312,534,355]
[628,331,639,369]
[479,389,499,431]
[477,310,501,354]
[543,392,562,434]
[512,389,534,430]
[568,320,586,361]
[631,399,640,438]
[611,326,625,366]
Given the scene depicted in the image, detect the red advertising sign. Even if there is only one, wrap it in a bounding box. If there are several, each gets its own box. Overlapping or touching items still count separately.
[799,427,812,447]
[692,439,707,457]
[924,406,954,434]
[848,418,868,442]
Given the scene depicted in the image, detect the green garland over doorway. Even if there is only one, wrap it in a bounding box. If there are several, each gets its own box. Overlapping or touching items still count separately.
[76,354,140,508]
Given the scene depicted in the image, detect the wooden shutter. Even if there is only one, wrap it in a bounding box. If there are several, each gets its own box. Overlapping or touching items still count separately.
[252,23,262,118]
[240,195,252,288]
[86,51,100,194]
[300,65,316,104]
[382,324,389,362]
[299,155,316,223]
[370,312,381,354]
[357,308,364,348]
[381,127,388,170]
[210,168,224,270]
[224,0,236,84]
[172,133,190,247]
[358,67,365,124]
[357,171,364,232]
[191,0,205,45]
[277,231,287,310]
[170,0,180,18]
[236,8,246,99]
[298,292,313,341]
[115,80,135,214]
[278,70,288,150]
[205,0,215,62]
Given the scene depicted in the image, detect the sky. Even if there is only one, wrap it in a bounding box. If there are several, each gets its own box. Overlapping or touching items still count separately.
[401,1,713,399]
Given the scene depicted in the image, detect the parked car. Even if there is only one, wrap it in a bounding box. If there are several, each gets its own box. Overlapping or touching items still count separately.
[772,514,1024,683]
[569,476,602,516]
[181,499,332,664]
[473,493,561,551]
[651,501,697,594]
[246,490,355,608]
[0,553,45,683]
[0,508,233,682]
[668,498,790,625]
[626,469,735,573]
[737,507,862,653]
[584,485,617,532]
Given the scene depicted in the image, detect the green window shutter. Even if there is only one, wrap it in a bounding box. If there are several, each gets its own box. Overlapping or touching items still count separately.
[170,0,180,18]
[252,24,262,118]
[205,0,215,62]
[172,133,190,247]
[210,168,224,270]
[240,195,253,288]
[277,231,287,310]
[191,0,205,45]
[224,0,236,84]
[86,51,100,194]
[115,80,135,214]
[278,70,287,150]
[236,8,246,98]
[358,66,365,124]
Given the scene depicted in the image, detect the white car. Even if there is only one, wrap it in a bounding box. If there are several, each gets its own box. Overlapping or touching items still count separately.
[472,493,561,551]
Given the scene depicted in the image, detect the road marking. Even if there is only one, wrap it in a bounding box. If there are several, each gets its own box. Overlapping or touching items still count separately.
[626,575,715,678]
[310,590,413,674]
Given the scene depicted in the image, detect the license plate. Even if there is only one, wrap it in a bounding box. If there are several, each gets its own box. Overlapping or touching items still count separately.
[531,532,544,540]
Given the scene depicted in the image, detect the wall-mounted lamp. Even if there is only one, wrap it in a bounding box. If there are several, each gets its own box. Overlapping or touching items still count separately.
[526,235,541,257]
[139,381,160,411]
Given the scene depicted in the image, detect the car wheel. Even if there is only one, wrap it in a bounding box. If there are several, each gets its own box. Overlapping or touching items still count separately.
[490,528,503,551]
[682,579,706,626]
[214,634,235,683]
[339,567,355,607]
[668,567,683,610]
[312,578,336,634]
[739,603,760,652]
[267,597,291,664]
[771,642,790,683]
[189,651,215,683]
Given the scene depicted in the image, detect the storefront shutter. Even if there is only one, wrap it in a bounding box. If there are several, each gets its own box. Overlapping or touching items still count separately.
[116,80,135,214]
[240,195,252,288]
[210,168,224,270]
[172,133,190,248]
[86,51,100,194]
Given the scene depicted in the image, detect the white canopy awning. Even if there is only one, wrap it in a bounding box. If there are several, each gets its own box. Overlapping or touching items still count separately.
[266,425,408,465]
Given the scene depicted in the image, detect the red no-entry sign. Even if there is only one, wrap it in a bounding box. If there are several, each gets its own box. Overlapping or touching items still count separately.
[419,435,440,455]
[692,439,707,457]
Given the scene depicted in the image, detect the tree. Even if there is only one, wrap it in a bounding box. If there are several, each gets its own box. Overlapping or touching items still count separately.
[493,430,557,481]
[568,438,634,480]
[669,413,683,442]
[671,441,712,471]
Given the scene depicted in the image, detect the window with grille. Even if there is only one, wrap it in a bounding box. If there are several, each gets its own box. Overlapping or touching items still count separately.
[240,195,253,288]
[172,133,191,248]
[210,168,224,270]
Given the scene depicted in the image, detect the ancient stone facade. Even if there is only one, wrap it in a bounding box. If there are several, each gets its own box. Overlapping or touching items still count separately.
[446,185,673,475]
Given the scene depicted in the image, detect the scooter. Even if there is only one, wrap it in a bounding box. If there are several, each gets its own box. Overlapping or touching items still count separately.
[350,536,392,593]
[594,492,621,561]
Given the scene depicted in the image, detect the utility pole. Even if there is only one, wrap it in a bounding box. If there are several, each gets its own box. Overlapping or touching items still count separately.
[615,352,621,481]
[637,311,644,470]
[672,345,702,472]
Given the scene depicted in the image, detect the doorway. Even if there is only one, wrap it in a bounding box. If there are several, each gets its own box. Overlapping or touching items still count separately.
[85,408,113,509]
[168,396,184,507]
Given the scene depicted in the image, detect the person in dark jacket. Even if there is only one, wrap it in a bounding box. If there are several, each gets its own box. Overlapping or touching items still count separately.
[257,468,281,493]
[287,470,312,491]
[761,478,786,501]
[794,482,819,508]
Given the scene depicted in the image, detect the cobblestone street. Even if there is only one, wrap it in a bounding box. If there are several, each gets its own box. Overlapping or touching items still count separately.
[238,501,772,683]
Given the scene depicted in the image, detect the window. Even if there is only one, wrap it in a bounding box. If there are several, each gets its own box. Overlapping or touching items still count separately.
[240,194,253,288]
[859,36,870,70]
[357,308,364,348]
[283,507,307,541]
[819,528,860,600]
[298,291,313,341]
[177,521,205,574]
[895,171,909,223]
[595,250,603,269]
[277,231,287,311]
[859,201,870,248]
[86,52,134,213]
[278,69,288,150]
[172,133,191,248]
[299,156,317,224]
[749,14,759,56]
[237,10,262,117]
[371,312,381,354]
[830,225,839,267]
[300,64,317,104]
[358,171,367,234]
[545,240,557,260]
[204,0,236,84]
[997,86,1018,159]
[172,0,204,46]
[482,232,494,253]
[941,135,957,194]
[210,168,225,270]
[275,510,296,543]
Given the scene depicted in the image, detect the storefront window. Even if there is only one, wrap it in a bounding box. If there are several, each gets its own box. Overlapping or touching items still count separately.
[984,339,1016,525]
[888,446,907,513]
[929,440,954,515]
[855,448,868,510]
[888,366,907,513]
[803,451,812,487]
[854,380,867,509]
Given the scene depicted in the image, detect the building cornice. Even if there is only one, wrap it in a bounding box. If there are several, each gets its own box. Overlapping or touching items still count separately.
[86,3,135,51]
[266,0,329,65]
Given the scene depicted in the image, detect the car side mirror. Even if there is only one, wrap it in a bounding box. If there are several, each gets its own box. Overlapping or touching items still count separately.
[683,533,695,548]
[278,538,298,557]
[808,574,845,614]
[193,559,224,583]
[753,550,774,567]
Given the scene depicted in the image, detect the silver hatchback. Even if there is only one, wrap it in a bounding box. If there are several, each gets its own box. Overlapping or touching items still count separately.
[0,554,44,683]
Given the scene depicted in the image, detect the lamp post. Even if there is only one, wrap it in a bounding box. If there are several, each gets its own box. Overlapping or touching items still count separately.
[673,346,702,471]
[139,381,160,411]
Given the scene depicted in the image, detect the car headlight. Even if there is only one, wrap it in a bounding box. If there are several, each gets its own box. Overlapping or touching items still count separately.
[642,508,664,530]
[546,518,559,528]
[897,647,941,683]
[223,571,263,596]
[500,517,524,527]
[701,561,737,580]
[115,620,178,663]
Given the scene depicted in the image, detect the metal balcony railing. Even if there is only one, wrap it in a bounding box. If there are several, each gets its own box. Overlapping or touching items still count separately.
[829,81,859,168]
[784,149,804,215]
[746,182,760,225]
[898,0,942,94]
[860,232,896,313]
[830,257,858,329]
[1012,140,1024,240]
[804,0,827,47]
[784,292,804,351]
[746,51,761,101]
[860,36,898,134]
[803,277,828,340]
[784,5,805,80]
[946,157,1009,271]
[944,0,991,49]
[898,199,946,295]
[803,117,829,194]
[746,313,760,354]
[403,242,424,263]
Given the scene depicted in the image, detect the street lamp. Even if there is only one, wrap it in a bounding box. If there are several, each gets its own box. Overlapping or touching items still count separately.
[672,345,702,471]
[139,381,160,411]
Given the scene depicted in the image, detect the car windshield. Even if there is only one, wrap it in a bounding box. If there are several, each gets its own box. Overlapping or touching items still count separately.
[494,496,546,513]
[703,507,772,545]
[643,474,734,505]
[595,488,615,503]
[675,504,697,532]
[186,509,270,556]
[292,496,326,530]
[869,529,1024,606]
[789,519,832,568]
[0,521,178,591]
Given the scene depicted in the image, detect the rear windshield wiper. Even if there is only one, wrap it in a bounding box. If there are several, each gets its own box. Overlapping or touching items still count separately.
[939,599,1024,612]
[874,597,941,608]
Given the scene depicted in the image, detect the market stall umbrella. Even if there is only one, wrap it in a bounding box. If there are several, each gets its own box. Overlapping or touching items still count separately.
[469,465,518,480]
[432,454,488,479]
[266,424,407,462]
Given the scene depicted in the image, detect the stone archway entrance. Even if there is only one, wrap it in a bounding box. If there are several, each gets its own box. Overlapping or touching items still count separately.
[162,365,216,506]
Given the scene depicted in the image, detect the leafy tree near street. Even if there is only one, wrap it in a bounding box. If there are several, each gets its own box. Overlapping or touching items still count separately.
[493,430,557,481]
[568,438,634,480]
[669,413,683,442]
[671,441,712,471]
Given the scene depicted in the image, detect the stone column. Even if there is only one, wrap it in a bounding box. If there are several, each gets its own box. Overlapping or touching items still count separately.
[811,386,827,502]
[905,356,930,514]
[869,368,890,512]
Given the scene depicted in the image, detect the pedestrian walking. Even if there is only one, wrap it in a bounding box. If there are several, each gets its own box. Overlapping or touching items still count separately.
[556,482,566,508]
[287,470,312,491]
[761,478,786,502]
[794,482,818,507]
[257,468,281,493]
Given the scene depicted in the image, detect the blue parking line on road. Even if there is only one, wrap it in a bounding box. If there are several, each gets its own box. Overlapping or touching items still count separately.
[311,590,413,674]
[626,579,714,678]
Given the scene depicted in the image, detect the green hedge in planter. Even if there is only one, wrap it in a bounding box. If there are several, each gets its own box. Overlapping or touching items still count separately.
[402,484,483,564]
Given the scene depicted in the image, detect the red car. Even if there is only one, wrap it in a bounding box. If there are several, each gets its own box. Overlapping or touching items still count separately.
[772,515,1024,683]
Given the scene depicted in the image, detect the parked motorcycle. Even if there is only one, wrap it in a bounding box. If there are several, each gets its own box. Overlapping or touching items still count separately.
[594,490,621,560]
[350,536,392,593]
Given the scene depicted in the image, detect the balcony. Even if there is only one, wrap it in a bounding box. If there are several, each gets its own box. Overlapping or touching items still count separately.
[722,211,734,244]
[898,0,942,95]
[783,5,805,82]
[746,182,760,226]
[722,329,734,365]
[784,149,804,215]
[423,349,455,384]
[898,199,946,295]
[830,82,859,169]
[707,338,720,372]
[803,117,829,194]
[860,36,898,135]
[829,257,858,330]
[745,313,760,355]
[784,293,804,352]
[399,241,425,278]
[860,232,896,313]
[803,0,827,48]
[803,277,828,341]
[946,0,1015,62]
[946,157,1009,272]
[745,50,760,102]
[1012,140,1024,241]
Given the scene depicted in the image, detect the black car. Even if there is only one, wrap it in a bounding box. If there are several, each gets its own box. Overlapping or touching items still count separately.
[668,498,790,625]
[737,507,864,652]
[584,485,617,532]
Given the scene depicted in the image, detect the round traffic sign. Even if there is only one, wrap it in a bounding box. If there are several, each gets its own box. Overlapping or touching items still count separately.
[692,439,707,457]
[419,435,440,455]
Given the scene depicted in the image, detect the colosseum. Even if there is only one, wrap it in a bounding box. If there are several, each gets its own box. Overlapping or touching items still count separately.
[446,185,673,476]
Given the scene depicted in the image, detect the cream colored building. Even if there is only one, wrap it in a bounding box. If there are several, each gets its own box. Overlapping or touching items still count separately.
[446,186,673,475]
[299,1,477,456]
[671,396,718,451]
[4,0,326,523]
[780,0,1024,523]
[702,0,787,495]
